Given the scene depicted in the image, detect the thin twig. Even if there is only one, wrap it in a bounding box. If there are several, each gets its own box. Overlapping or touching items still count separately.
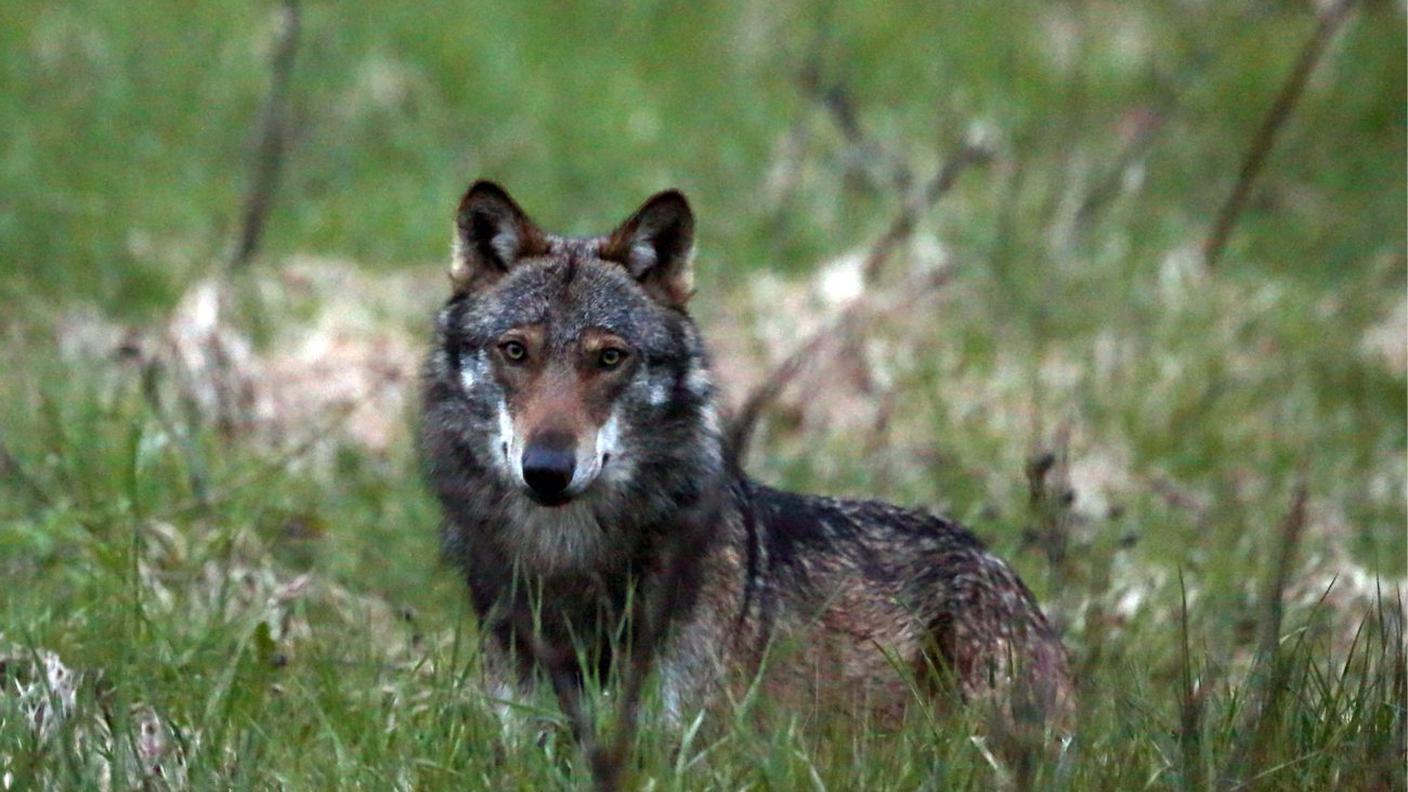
[862,142,991,281]
[228,0,301,271]
[1221,480,1310,786]
[1176,569,1205,792]
[1074,106,1170,228]
[725,141,990,459]
[1024,422,1073,578]
[139,359,211,511]
[1202,0,1359,268]
[798,66,912,193]
[725,266,954,461]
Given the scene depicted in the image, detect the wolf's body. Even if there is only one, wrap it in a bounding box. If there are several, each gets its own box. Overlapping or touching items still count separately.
[421,182,1070,730]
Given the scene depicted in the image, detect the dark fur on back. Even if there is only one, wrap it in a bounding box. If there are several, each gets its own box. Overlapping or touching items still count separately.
[421,181,1071,730]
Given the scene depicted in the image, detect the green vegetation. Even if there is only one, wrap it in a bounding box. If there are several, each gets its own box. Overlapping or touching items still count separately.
[1,1,1403,789]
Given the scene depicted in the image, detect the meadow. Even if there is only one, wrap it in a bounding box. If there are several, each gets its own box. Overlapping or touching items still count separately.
[1,1,1404,788]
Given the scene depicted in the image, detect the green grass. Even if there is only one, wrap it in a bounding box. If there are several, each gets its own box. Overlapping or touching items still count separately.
[1,1,1404,789]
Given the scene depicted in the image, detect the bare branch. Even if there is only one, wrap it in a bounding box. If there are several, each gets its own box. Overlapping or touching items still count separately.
[228,0,302,271]
[862,142,991,281]
[726,141,990,460]
[798,68,912,193]
[1255,480,1310,662]
[725,266,953,462]
[1074,105,1170,229]
[1202,0,1359,269]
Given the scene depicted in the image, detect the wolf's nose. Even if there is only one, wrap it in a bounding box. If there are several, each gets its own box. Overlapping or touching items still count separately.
[522,446,575,503]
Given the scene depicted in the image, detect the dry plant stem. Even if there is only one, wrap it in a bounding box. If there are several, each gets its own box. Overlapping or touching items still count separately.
[1176,569,1205,792]
[727,142,989,459]
[1074,107,1169,228]
[1025,422,1073,580]
[861,143,991,281]
[140,360,211,511]
[726,267,953,459]
[1202,0,1359,268]
[229,0,301,271]
[1222,480,1309,786]
[798,64,911,192]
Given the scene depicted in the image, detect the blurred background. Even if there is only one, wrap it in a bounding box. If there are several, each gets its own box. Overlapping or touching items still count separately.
[0,1,1404,788]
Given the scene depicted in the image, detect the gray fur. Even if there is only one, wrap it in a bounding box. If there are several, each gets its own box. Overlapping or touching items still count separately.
[421,182,1072,732]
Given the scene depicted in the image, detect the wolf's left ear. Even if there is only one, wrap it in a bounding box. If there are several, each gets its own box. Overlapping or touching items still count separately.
[450,181,548,294]
[601,190,696,307]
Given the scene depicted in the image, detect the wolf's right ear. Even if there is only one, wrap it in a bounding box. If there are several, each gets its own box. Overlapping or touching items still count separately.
[450,181,548,294]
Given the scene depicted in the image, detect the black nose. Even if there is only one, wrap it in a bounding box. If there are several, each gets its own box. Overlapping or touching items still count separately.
[521,445,575,504]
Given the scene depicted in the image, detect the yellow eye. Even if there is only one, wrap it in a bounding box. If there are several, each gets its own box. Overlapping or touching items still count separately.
[501,340,527,362]
[598,348,626,369]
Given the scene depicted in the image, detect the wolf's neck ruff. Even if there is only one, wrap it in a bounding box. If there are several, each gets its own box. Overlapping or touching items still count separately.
[421,180,1072,739]
[495,495,613,576]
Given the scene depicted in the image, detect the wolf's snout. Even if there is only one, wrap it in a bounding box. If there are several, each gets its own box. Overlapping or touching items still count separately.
[521,442,576,505]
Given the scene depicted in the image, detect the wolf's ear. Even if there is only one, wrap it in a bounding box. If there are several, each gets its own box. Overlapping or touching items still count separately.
[450,181,548,294]
[601,190,696,307]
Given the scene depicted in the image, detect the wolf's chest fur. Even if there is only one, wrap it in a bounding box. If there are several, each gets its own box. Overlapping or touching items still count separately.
[421,181,1071,727]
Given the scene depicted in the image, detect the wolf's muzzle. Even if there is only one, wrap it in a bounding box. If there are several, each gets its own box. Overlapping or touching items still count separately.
[521,443,576,506]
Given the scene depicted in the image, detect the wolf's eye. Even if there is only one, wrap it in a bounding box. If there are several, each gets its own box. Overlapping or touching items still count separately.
[500,340,528,363]
[598,348,627,369]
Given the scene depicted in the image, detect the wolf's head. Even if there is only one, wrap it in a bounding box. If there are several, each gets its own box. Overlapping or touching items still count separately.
[423,182,723,568]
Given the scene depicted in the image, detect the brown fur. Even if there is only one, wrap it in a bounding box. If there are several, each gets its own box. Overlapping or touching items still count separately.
[422,181,1073,743]
[499,325,626,449]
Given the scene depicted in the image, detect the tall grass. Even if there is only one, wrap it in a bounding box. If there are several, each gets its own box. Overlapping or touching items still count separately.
[1,0,1404,789]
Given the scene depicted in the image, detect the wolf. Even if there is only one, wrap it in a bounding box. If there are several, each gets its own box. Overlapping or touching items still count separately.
[420,181,1071,733]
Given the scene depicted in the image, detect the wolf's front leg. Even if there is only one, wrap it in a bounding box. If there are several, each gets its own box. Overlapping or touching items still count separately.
[650,583,746,729]
[652,642,726,728]
[475,638,569,747]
